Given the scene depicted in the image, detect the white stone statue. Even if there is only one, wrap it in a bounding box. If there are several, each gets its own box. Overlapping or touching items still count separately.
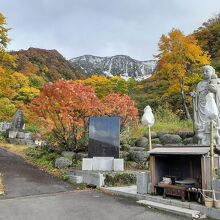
[141,105,155,128]
[192,65,220,146]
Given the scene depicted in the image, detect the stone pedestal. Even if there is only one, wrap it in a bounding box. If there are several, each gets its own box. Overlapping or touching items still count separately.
[114,159,124,171]
[82,158,93,171]
[82,157,124,171]
[93,157,114,171]
[137,171,150,194]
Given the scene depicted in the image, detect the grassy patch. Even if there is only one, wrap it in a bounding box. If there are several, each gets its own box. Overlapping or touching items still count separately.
[0,143,28,157]
[121,106,193,142]
[105,173,136,187]
[154,105,193,132]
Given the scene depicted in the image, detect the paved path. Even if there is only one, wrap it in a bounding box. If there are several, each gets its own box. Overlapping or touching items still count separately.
[0,148,198,220]
[0,148,72,198]
[0,191,188,220]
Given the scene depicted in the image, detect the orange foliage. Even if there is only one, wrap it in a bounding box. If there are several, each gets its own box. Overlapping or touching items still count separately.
[102,93,139,128]
[30,80,101,150]
[30,81,139,150]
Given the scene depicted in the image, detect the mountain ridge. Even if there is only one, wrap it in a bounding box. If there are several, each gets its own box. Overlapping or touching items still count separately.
[70,54,156,81]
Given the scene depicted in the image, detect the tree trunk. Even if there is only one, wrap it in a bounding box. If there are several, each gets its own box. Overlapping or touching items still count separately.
[180,80,192,120]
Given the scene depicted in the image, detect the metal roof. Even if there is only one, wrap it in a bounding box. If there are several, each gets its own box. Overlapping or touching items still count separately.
[149,147,210,155]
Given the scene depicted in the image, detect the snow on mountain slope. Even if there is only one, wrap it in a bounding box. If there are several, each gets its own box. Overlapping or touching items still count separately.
[69,55,156,81]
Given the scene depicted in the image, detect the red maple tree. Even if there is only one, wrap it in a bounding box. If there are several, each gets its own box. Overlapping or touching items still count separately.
[30,80,101,151]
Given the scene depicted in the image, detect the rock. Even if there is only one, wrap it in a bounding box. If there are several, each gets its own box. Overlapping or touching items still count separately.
[24,132,32,140]
[61,151,76,160]
[135,137,148,148]
[192,135,199,144]
[17,132,25,139]
[55,157,72,168]
[120,151,130,161]
[157,132,167,139]
[75,153,88,160]
[144,131,157,139]
[163,143,183,147]
[8,130,17,139]
[183,137,194,145]
[152,138,161,144]
[129,151,150,163]
[159,134,182,145]
[129,147,146,151]
[152,144,163,148]
[176,132,194,139]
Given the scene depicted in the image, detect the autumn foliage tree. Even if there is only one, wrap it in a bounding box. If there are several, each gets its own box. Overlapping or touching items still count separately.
[156,29,210,119]
[77,75,140,99]
[30,80,102,151]
[102,93,139,128]
[30,80,139,151]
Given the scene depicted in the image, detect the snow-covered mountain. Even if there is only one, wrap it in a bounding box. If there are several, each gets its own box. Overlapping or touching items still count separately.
[69,55,156,81]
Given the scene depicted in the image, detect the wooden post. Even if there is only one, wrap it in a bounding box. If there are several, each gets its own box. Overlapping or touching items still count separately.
[148,126,152,151]
[210,120,215,187]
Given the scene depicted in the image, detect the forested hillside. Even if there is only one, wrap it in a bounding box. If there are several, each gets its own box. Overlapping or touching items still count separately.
[11,47,83,82]
[0,12,220,124]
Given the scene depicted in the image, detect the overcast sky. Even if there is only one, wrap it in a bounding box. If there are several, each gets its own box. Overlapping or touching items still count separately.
[1,0,220,60]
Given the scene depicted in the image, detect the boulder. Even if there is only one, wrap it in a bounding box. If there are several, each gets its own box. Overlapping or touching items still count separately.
[152,138,161,144]
[75,153,88,160]
[135,137,148,148]
[55,157,72,168]
[152,144,163,148]
[17,132,25,139]
[176,132,194,139]
[129,147,146,151]
[144,131,157,139]
[24,132,32,140]
[159,134,182,145]
[183,137,194,145]
[61,151,76,160]
[157,132,167,139]
[120,151,130,161]
[129,151,150,163]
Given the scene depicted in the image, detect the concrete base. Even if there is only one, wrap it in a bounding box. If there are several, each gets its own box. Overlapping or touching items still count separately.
[82,157,124,171]
[82,158,93,171]
[93,157,114,171]
[113,159,124,171]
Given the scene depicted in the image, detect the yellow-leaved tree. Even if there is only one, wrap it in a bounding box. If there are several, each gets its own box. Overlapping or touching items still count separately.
[76,75,140,99]
[156,29,210,119]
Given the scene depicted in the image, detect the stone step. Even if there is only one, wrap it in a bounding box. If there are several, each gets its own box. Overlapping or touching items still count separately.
[139,194,191,209]
[67,175,83,184]
[137,200,202,219]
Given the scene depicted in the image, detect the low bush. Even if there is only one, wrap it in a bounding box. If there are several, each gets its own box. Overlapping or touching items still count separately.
[25,147,60,172]
[104,173,136,186]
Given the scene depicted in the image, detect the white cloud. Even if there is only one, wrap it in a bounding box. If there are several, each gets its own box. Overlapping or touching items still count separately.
[1,0,220,60]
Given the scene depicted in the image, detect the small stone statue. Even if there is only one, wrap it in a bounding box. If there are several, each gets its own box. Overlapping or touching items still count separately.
[191,65,220,146]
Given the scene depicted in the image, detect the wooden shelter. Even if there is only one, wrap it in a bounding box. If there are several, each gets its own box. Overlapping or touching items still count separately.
[149,146,220,190]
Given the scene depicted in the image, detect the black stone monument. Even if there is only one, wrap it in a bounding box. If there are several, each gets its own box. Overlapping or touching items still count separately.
[88,117,120,158]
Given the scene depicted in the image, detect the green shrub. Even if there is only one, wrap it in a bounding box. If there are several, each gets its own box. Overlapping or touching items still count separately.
[26,147,60,169]
[25,124,40,133]
[105,173,136,186]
